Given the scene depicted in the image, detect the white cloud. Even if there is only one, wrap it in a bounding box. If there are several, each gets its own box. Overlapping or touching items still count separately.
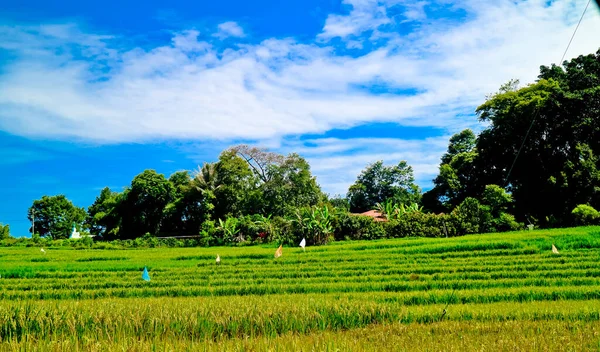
[214,21,245,39]
[0,0,599,193]
[278,136,450,195]
[319,0,396,40]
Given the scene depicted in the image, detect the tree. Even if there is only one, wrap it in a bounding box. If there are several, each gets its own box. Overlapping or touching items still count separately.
[213,150,257,219]
[441,129,477,164]
[119,170,175,238]
[86,187,122,239]
[423,130,479,213]
[226,146,324,217]
[0,223,10,240]
[261,153,324,217]
[475,50,600,225]
[228,145,285,183]
[28,195,86,239]
[347,160,421,213]
[162,171,210,236]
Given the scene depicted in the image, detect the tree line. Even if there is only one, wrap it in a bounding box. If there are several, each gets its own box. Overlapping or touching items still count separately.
[2,49,599,245]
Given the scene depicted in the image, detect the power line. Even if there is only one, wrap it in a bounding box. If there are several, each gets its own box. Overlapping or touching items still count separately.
[503,0,592,187]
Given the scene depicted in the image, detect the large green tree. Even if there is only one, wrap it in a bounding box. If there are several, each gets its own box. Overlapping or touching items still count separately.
[0,223,10,240]
[162,170,210,235]
[119,170,175,238]
[347,160,421,213]
[474,49,600,225]
[86,187,122,239]
[213,151,256,219]
[28,195,86,239]
[422,129,479,213]
[261,153,324,217]
[227,145,324,217]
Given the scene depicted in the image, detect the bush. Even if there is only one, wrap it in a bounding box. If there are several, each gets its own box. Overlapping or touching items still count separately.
[0,223,10,240]
[332,213,385,241]
[572,204,600,226]
[270,216,295,245]
[491,212,522,232]
[451,198,492,235]
[482,184,512,215]
[199,220,216,247]
[384,212,455,238]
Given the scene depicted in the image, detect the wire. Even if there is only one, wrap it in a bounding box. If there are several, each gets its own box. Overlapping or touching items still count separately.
[503,0,592,187]
[560,0,592,65]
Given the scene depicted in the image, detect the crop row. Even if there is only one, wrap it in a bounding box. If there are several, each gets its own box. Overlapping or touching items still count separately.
[1,295,599,342]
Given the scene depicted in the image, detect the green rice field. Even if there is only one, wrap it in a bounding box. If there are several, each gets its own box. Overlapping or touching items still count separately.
[2,227,600,351]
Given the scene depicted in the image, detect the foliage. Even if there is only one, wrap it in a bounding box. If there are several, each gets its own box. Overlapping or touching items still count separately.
[423,129,479,213]
[0,223,10,240]
[482,184,513,216]
[376,199,424,220]
[27,195,86,239]
[473,50,600,226]
[294,205,334,245]
[86,187,122,239]
[331,213,385,241]
[119,170,175,239]
[384,212,454,238]
[490,212,522,232]
[261,153,324,217]
[451,197,492,235]
[572,204,600,226]
[217,217,241,244]
[348,161,421,212]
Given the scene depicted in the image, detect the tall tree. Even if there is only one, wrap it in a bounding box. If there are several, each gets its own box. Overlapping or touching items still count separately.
[0,223,10,240]
[229,145,285,183]
[474,49,600,225]
[347,160,421,213]
[261,153,324,216]
[119,170,175,238]
[227,145,324,217]
[422,129,479,213]
[28,195,86,239]
[86,187,122,239]
[162,171,209,235]
[213,150,257,219]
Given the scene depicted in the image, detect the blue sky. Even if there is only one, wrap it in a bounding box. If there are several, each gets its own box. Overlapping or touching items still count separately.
[1,0,599,237]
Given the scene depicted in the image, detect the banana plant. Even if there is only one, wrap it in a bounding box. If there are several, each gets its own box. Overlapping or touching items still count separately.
[295,205,333,245]
[375,199,400,220]
[399,203,424,214]
[218,218,241,243]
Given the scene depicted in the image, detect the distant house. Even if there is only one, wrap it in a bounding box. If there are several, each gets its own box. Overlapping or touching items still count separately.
[352,210,388,222]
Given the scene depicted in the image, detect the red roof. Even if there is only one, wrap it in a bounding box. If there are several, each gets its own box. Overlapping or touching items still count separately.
[352,210,388,222]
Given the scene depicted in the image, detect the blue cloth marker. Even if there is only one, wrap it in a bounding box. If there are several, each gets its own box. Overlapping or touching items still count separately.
[142,267,150,281]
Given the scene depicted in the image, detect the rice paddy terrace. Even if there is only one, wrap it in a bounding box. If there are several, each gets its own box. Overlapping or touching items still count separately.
[1,227,600,351]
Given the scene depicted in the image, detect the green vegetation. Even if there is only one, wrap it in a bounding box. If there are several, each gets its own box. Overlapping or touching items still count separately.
[8,50,596,244]
[1,227,600,350]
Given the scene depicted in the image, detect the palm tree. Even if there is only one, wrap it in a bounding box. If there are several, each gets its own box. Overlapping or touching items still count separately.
[192,162,220,195]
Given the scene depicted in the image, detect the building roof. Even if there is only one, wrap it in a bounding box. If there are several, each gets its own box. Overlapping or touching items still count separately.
[352,210,388,222]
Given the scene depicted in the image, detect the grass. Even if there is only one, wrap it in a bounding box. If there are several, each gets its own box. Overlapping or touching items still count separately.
[1,226,600,350]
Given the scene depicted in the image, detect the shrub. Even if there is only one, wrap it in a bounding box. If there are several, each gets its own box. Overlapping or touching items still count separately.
[270,216,295,245]
[451,198,492,235]
[332,213,385,241]
[482,184,513,215]
[384,212,455,238]
[199,220,216,247]
[0,223,10,240]
[492,212,522,232]
[572,204,600,226]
